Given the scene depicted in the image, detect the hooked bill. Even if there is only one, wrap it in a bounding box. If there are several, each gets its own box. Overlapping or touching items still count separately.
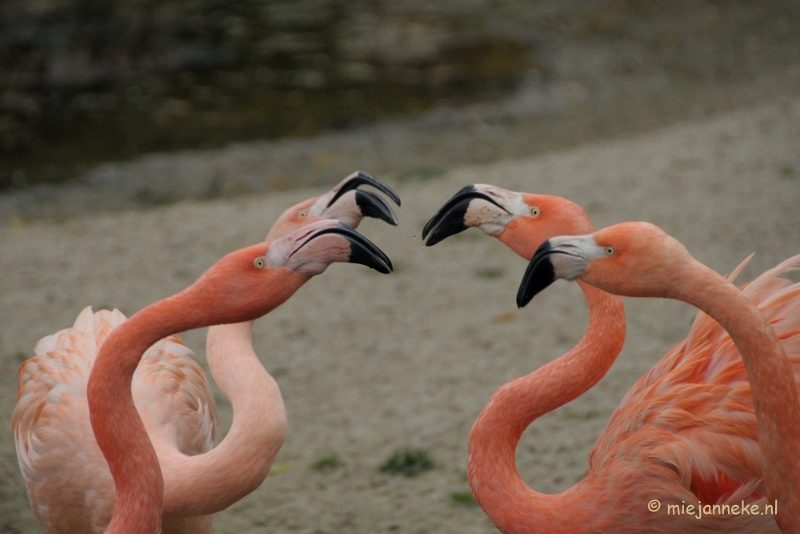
[422,185,504,246]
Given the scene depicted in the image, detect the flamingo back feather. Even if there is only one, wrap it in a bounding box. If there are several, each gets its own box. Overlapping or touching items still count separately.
[13,307,220,534]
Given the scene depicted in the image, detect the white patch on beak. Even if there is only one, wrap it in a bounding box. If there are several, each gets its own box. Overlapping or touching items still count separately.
[265,222,353,277]
[547,235,606,280]
[320,192,362,227]
[466,185,529,236]
[265,228,313,269]
[308,194,329,217]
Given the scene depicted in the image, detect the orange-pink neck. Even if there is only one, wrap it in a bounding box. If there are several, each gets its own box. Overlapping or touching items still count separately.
[467,282,625,533]
[87,289,209,534]
[86,264,307,533]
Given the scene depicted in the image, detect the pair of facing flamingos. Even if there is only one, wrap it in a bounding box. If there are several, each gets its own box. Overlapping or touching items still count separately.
[13,173,800,533]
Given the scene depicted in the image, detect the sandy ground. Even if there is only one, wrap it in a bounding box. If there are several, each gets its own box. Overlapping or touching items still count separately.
[1,96,800,533]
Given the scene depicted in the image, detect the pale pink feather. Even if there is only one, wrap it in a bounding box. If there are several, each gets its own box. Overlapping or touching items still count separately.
[591,254,800,507]
[13,307,219,534]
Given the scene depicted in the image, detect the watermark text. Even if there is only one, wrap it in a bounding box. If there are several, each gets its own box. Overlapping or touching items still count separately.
[647,499,777,519]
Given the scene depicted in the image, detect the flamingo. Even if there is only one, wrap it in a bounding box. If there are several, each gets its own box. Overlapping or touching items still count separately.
[265,170,400,240]
[507,222,800,533]
[423,184,597,260]
[13,217,393,533]
[423,186,800,532]
[422,184,622,530]
[163,171,400,520]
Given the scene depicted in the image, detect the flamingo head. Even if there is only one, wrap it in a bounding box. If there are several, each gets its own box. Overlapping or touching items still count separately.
[266,171,400,240]
[422,184,594,260]
[192,219,393,323]
[516,221,692,307]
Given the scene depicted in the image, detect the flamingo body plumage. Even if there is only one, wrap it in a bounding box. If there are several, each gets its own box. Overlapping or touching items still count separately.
[14,307,217,534]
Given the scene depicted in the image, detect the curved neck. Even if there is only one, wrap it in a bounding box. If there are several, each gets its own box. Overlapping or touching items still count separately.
[161,321,287,517]
[468,282,625,533]
[87,289,209,534]
[86,264,306,533]
[677,262,800,530]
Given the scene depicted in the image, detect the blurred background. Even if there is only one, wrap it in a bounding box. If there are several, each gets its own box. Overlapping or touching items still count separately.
[2,3,800,533]
[2,0,799,214]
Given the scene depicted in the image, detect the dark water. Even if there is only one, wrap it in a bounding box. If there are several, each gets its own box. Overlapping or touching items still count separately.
[1,0,799,190]
[0,0,543,189]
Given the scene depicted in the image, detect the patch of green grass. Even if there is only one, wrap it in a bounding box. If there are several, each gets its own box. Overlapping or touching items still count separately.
[397,166,448,183]
[268,461,297,475]
[312,454,342,471]
[780,164,796,180]
[450,491,478,507]
[475,266,504,279]
[562,409,601,420]
[379,448,434,476]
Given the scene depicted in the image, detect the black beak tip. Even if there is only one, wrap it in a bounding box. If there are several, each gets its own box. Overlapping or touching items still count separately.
[349,243,393,274]
[340,227,393,275]
[421,218,434,241]
[422,185,475,238]
[423,219,469,247]
[516,243,556,308]
[355,190,399,226]
[330,171,402,209]
[516,287,533,309]
[422,196,475,246]
[354,171,401,207]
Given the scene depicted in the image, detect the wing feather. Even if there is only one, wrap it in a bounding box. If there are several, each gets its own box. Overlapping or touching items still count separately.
[590,254,800,505]
[13,307,219,533]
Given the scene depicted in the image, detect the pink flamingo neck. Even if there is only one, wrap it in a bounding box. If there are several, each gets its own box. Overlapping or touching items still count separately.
[87,258,307,533]
[160,320,287,517]
[468,282,625,533]
[87,289,211,534]
[675,262,800,531]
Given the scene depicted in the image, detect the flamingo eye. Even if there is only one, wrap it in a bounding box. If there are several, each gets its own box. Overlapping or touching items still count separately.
[254,257,266,269]
[297,209,308,219]
[604,246,615,256]
[530,206,540,217]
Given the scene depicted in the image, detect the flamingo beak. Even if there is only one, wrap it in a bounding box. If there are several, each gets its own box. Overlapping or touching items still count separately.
[321,171,401,226]
[516,240,559,308]
[516,235,597,308]
[278,221,393,276]
[422,185,509,246]
[316,224,393,274]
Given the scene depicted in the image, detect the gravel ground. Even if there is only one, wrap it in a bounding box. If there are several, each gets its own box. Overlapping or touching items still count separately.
[1,95,800,533]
